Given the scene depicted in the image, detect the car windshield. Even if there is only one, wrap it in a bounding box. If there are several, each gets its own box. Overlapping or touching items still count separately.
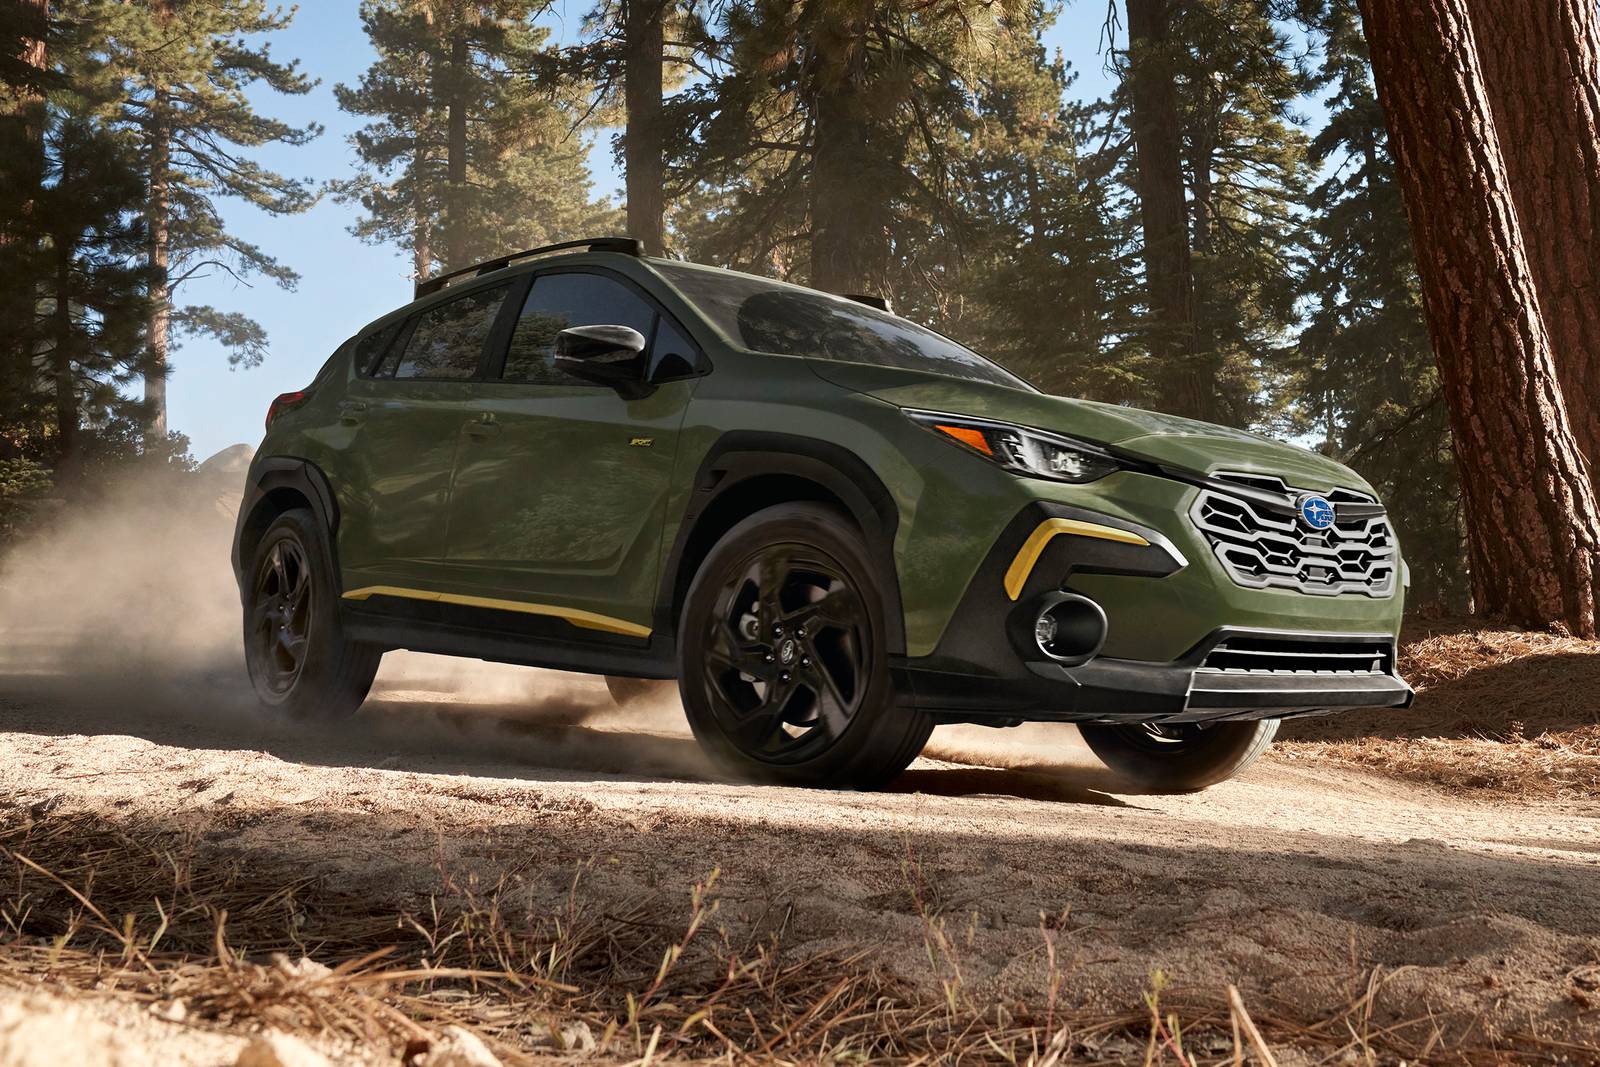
[655,262,1035,391]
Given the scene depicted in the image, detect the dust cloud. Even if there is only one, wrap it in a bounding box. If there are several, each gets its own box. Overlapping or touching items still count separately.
[0,453,699,780]
[0,449,1084,778]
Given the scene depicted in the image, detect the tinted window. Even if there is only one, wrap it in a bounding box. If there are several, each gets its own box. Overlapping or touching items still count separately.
[656,263,1033,390]
[502,272,658,384]
[389,284,510,380]
[355,321,401,376]
[649,314,699,378]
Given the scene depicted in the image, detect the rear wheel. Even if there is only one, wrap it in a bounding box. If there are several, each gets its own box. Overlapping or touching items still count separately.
[678,503,930,788]
[1078,719,1279,792]
[243,508,382,720]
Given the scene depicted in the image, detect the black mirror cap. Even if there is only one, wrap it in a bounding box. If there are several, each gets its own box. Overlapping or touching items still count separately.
[555,324,647,362]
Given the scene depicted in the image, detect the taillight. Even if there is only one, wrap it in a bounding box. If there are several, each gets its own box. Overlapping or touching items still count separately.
[265,389,310,430]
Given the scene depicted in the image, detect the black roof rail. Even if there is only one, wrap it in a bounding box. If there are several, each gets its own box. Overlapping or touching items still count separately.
[413,236,643,300]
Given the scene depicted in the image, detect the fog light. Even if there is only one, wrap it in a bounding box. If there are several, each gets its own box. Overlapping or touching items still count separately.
[1034,612,1058,649]
[1031,594,1107,664]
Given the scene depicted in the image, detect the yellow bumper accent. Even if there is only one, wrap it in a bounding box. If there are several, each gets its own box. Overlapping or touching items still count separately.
[1003,519,1151,600]
[341,585,652,638]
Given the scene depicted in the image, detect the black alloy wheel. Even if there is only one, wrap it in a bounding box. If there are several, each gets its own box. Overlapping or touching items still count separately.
[678,502,932,788]
[249,537,314,698]
[700,543,870,764]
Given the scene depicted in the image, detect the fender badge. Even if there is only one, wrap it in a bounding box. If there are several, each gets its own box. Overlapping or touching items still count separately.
[629,437,654,447]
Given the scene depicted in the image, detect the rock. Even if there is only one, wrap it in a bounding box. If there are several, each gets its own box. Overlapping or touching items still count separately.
[234,1031,331,1067]
[558,1021,596,1054]
[425,1026,502,1067]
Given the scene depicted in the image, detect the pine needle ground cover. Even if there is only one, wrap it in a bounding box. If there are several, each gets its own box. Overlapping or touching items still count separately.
[1279,625,1600,797]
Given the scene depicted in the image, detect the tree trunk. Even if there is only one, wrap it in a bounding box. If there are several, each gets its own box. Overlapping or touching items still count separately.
[1470,0,1600,481]
[1124,0,1204,420]
[623,0,666,256]
[144,85,171,443]
[444,30,468,270]
[809,17,886,296]
[51,245,75,460]
[1359,0,1600,635]
[414,163,431,281]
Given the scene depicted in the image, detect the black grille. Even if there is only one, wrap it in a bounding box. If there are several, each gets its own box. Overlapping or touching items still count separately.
[1200,636,1394,675]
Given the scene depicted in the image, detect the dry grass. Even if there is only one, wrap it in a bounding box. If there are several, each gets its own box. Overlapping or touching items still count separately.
[1277,622,1600,797]
[0,809,1589,1065]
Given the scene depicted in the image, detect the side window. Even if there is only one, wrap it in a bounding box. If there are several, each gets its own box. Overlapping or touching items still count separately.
[502,272,658,385]
[355,321,401,377]
[389,284,510,381]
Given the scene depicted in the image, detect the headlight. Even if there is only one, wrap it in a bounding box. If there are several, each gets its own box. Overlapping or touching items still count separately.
[905,410,1121,484]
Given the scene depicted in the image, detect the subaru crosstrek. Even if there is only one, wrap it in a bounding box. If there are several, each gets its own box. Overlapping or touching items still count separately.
[233,237,1411,791]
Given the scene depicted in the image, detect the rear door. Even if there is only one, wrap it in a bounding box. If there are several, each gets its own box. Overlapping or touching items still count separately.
[334,280,516,592]
[444,268,702,634]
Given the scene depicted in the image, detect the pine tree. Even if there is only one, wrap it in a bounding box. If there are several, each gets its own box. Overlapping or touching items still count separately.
[931,14,1140,397]
[90,0,321,440]
[1359,0,1600,634]
[29,113,153,462]
[1297,2,1464,610]
[1109,0,1310,427]
[334,0,616,279]
[666,0,1023,295]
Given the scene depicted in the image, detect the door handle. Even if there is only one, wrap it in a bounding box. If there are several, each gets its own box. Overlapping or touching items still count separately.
[337,400,367,425]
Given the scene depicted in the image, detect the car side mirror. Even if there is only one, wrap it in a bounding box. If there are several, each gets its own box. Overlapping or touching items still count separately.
[553,324,651,398]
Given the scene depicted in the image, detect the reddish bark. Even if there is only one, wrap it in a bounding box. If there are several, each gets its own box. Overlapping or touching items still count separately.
[1359,0,1600,634]
[1472,0,1600,481]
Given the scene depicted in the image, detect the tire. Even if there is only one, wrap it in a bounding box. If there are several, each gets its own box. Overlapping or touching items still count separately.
[678,502,931,788]
[1078,719,1279,792]
[604,675,672,707]
[242,508,382,720]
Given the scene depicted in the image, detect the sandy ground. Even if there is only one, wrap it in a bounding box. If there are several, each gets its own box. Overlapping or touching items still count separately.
[0,489,1596,1061]
[0,650,1596,1061]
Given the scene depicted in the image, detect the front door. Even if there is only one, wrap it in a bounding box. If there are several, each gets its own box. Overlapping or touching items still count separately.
[444,269,701,636]
[334,280,516,592]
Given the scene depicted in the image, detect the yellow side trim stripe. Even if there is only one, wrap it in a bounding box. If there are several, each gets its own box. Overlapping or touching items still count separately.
[1003,519,1151,601]
[342,585,652,639]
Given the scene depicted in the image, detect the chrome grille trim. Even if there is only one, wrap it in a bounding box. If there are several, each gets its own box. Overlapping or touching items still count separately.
[1187,474,1398,598]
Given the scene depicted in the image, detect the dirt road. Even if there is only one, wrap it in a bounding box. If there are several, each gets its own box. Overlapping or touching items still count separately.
[0,650,1596,1058]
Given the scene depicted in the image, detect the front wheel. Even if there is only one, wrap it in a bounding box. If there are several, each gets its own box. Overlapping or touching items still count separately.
[678,503,931,789]
[1078,719,1279,792]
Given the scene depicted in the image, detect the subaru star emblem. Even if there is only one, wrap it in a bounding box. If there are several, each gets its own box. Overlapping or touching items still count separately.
[1297,494,1336,530]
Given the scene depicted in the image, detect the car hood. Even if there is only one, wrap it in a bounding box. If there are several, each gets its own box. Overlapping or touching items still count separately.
[808,361,1375,495]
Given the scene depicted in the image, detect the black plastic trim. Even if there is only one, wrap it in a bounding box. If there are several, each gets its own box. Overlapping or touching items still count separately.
[656,433,905,652]
[898,626,1413,724]
[342,596,675,678]
[231,457,342,588]
[917,500,1186,680]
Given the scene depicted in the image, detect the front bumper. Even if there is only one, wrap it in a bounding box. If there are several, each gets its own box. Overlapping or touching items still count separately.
[895,626,1414,724]
[895,498,1413,724]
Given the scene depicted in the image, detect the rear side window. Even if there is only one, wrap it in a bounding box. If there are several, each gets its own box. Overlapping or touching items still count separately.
[355,321,402,376]
[386,284,511,381]
[502,272,658,384]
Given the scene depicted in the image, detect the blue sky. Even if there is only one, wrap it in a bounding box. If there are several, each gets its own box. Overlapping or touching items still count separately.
[168,4,1131,459]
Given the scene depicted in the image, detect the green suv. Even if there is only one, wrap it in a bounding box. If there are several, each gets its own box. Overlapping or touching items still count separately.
[233,237,1411,791]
